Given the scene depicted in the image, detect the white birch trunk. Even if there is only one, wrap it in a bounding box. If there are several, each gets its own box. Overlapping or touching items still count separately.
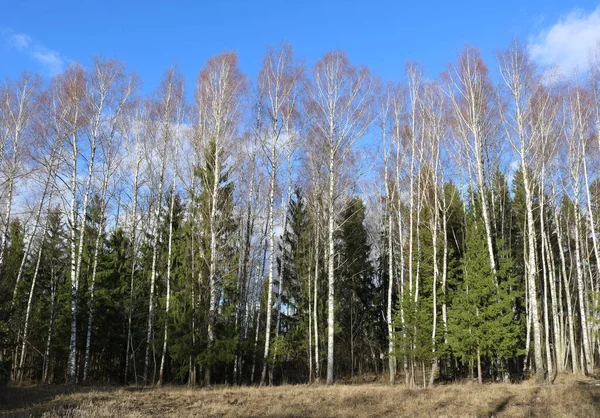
[83,171,110,382]
[144,89,172,384]
[17,225,47,383]
[384,161,395,384]
[574,203,593,374]
[0,77,34,271]
[43,265,57,383]
[260,133,278,385]
[12,155,57,308]
[125,155,141,383]
[326,149,335,385]
[159,146,178,385]
[554,194,579,373]
[313,220,321,383]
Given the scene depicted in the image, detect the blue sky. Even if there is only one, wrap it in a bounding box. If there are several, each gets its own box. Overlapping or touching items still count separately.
[2,1,600,93]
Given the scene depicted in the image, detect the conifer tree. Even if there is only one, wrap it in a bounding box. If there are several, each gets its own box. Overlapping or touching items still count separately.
[337,197,380,378]
[195,138,239,383]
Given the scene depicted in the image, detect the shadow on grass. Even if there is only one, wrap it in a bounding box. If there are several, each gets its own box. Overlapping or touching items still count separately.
[0,384,119,417]
[486,394,515,417]
[0,383,202,417]
[577,381,600,416]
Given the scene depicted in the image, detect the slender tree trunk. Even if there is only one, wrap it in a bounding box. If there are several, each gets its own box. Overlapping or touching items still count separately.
[144,113,170,384]
[67,108,80,385]
[430,187,439,387]
[250,265,261,384]
[125,156,141,384]
[582,156,600,351]
[69,85,110,385]
[18,229,46,383]
[326,149,335,386]
[83,172,110,382]
[69,109,99,384]
[261,135,278,386]
[554,194,579,373]
[522,163,545,383]
[159,151,178,385]
[477,348,482,385]
[313,220,321,383]
[308,267,313,382]
[206,135,221,386]
[441,190,449,343]
[574,204,593,374]
[0,154,16,270]
[12,159,57,307]
[541,231,553,382]
[523,232,531,375]
[43,265,57,383]
[583,154,600,291]
[0,85,28,273]
[394,138,407,380]
[543,190,563,374]
[540,176,561,377]
[386,176,395,385]
[276,154,292,337]
[405,79,416,386]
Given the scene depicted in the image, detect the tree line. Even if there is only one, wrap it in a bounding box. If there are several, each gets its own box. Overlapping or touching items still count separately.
[1,40,599,387]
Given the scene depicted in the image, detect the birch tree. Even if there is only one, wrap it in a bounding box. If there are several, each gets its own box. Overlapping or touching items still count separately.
[378,82,396,384]
[497,42,546,382]
[83,59,134,382]
[258,44,303,385]
[51,65,87,385]
[194,53,245,385]
[307,51,374,385]
[143,67,184,384]
[445,47,499,278]
[420,81,444,386]
[0,73,40,282]
[123,98,147,384]
[564,82,595,375]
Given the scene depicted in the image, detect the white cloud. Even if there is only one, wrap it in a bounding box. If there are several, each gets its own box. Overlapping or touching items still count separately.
[9,33,32,51]
[3,29,66,75]
[528,7,600,76]
[31,49,65,74]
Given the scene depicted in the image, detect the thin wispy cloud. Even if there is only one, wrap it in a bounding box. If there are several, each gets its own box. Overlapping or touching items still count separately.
[3,29,66,75]
[9,33,32,51]
[528,7,600,76]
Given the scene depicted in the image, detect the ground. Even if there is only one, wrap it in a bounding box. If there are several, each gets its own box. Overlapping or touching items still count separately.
[1,375,600,417]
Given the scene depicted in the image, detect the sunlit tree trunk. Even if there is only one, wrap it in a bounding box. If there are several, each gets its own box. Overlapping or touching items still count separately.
[260,45,302,385]
[18,221,48,383]
[447,47,498,282]
[326,147,336,386]
[261,131,278,385]
[567,85,594,374]
[61,67,86,385]
[194,53,245,385]
[307,51,373,385]
[0,75,38,273]
[382,124,395,384]
[159,144,179,385]
[43,263,57,383]
[11,143,59,314]
[144,68,181,384]
[313,219,321,383]
[124,105,144,384]
[498,43,545,381]
[392,87,407,380]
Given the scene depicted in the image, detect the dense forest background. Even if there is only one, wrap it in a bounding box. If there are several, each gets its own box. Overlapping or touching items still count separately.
[1,40,599,387]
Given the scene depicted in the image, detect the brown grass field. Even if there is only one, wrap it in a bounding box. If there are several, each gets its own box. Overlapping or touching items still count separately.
[1,374,600,417]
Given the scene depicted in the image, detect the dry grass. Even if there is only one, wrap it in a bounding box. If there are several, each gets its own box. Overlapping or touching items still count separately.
[1,374,599,417]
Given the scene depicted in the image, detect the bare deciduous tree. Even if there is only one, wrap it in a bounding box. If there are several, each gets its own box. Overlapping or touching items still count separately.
[307,51,374,385]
